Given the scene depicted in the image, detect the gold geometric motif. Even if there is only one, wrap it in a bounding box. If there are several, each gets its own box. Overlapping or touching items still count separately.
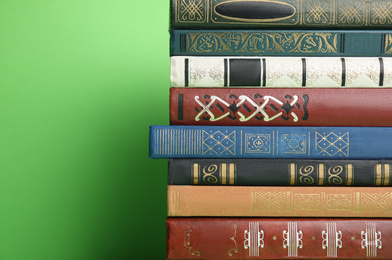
[178,0,207,23]
[294,194,321,210]
[360,192,392,212]
[253,192,289,211]
[384,34,392,54]
[326,194,352,210]
[316,132,349,157]
[371,2,392,25]
[337,1,365,25]
[202,130,236,155]
[304,0,332,25]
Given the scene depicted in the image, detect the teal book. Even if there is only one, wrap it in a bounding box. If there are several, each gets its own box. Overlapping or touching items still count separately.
[149,125,391,159]
[171,0,392,29]
[170,30,392,56]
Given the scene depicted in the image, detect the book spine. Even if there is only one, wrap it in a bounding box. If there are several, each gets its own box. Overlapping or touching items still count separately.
[171,0,392,29]
[170,88,392,127]
[149,125,392,159]
[168,159,392,186]
[170,30,392,57]
[167,218,391,259]
[171,56,392,88]
[167,185,392,217]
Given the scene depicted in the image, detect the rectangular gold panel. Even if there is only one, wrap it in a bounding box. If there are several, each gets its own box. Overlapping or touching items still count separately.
[193,163,199,184]
[347,164,353,185]
[376,164,382,186]
[229,163,235,185]
[318,164,324,185]
[221,163,227,185]
[384,164,390,186]
[290,163,296,185]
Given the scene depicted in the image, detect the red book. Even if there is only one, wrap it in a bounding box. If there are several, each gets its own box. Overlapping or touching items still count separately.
[167,218,391,259]
[170,88,392,126]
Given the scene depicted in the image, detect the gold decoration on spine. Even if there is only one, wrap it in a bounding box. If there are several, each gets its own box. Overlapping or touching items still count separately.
[327,166,344,185]
[347,164,353,185]
[384,34,392,54]
[186,32,338,54]
[229,163,235,184]
[299,165,315,184]
[202,164,219,183]
[228,221,239,256]
[290,163,296,185]
[318,164,325,185]
[193,163,199,184]
[184,222,201,257]
[221,163,227,184]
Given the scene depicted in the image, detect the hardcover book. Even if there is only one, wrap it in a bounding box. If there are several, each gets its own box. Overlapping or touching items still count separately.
[167,185,392,217]
[170,88,392,126]
[171,56,392,88]
[168,218,391,259]
[168,159,392,186]
[171,30,392,57]
[171,0,392,29]
[149,125,392,159]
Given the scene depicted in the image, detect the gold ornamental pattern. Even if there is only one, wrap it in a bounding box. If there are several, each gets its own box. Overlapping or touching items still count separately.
[175,0,392,26]
[186,32,338,54]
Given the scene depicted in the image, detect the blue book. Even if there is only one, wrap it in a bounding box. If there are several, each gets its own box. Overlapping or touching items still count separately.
[149,125,391,159]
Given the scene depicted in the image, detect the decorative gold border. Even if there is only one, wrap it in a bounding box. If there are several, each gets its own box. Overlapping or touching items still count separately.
[213,0,297,22]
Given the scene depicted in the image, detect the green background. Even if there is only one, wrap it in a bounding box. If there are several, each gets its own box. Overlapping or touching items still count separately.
[0,1,168,259]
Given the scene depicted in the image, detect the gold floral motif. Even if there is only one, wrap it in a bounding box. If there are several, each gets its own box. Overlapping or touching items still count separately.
[298,165,315,184]
[208,64,224,85]
[327,194,352,210]
[184,222,201,257]
[227,222,238,256]
[187,32,338,54]
[327,166,343,185]
[384,34,392,54]
[294,194,321,210]
[202,165,219,183]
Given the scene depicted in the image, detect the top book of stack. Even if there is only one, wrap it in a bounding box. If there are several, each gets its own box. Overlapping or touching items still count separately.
[170,0,392,29]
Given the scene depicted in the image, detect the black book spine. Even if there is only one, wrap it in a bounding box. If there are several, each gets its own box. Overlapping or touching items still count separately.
[168,159,392,186]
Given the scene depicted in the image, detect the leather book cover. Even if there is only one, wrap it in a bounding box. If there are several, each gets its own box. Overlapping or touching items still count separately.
[170,88,392,126]
[168,159,392,186]
[149,125,392,159]
[171,57,392,88]
[170,30,392,57]
[171,0,392,29]
[167,185,392,217]
[167,217,391,259]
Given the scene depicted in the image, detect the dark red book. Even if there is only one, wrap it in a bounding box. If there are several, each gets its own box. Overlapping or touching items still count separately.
[167,218,391,259]
[170,88,392,126]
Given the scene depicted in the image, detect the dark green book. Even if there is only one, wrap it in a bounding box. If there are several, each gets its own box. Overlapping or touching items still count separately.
[168,159,392,186]
[170,30,392,56]
[171,0,392,29]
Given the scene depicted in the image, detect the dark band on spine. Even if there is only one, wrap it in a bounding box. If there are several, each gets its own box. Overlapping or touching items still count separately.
[340,34,345,53]
[341,58,346,87]
[224,58,228,87]
[185,58,189,87]
[262,58,266,87]
[379,58,384,87]
[381,34,386,54]
[301,58,306,87]
[180,33,187,53]
[178,94,183,120]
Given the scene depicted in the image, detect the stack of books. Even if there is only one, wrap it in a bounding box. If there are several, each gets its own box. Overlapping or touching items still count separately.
[150,0,392,258]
